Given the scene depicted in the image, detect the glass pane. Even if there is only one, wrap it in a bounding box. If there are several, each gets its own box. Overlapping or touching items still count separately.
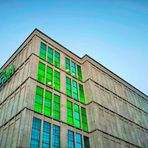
[34,86,43,113]
[37,62,45,84]
[84,136,90,148]
[66,77,72,97]
[54,70,60,91]
[76,133,82,148]
[68,130,74,148]
[42,121,51,148]
[79,84,85,103]
[30,117,41,148]
[74,104,81,128]
[40,42,46,60]
[47,46,53,64]
[72,80,78,100]
[77,65,82,81]
[52,125,60,148]
[81,107,88,132]
[65,57,71,74]
[54,51,60,68]
[67,100,73,125]
[53,94,60,120]
[46,66,53,87]
[71,61,77,78]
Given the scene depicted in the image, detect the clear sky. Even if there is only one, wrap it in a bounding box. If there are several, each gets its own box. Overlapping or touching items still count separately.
[0,0,148,95]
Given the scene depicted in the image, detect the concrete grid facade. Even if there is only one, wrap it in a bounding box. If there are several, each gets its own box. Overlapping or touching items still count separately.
[0,29,148,148]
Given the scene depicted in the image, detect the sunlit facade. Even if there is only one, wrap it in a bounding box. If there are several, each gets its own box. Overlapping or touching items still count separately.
[0,29,148,148]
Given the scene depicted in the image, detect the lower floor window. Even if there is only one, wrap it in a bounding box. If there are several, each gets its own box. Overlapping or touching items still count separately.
[68,130,90,148]
[30,117,60,148]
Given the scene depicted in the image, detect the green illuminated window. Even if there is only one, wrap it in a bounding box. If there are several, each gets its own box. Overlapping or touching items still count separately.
[71,61,77,78]
[81,107,88,132]
[47,46,53,64]
[54,70,60,91]
[53,94,60,120]
[46,66,53,87]
[54,51,60,68]
[79,84,85,103]
[74,104,81,128]
[72,80,78,100]
[37,62,45,84]
[44,90,52,117]
[34,86,43,113]
[39,42,46,60]
[65,58,71,74]
[77,65,82,81]
[66,77,72,97]
[67,100,73,125]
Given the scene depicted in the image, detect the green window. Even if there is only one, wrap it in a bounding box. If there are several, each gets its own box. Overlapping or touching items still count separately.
[66,77,72,97]
[77,65,82,81]
[81,107,88,132]
[67,100,73,125]
[44,90,52,117]
[54,70,60,91]
[79,84,85,103]
[34,86,43,113]
[65,58,71,74]
[37,62,45,84]
[46,66,53,87]
[74,104,81,128]
[71,61,77,78]
[72,80,78,100]
[39,42,46,60]
[47,46,53,64]
[53,94,60,120]
[54,51,60,68]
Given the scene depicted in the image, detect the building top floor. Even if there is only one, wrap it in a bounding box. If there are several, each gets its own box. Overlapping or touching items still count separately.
[0,28,147,100]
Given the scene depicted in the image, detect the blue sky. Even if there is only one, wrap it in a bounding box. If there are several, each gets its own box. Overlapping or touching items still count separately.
[0,0,148,95]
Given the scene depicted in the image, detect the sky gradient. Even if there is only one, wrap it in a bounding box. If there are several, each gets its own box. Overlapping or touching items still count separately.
[0,0,148,95]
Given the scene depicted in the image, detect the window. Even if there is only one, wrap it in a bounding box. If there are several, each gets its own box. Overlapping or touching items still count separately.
[46,66,53,87]
[67,100,73,125]
[72,80,78,100]
[52,125,60,148]
[54,51,60,68]
[74,104,81,128]
[76,133,82,148]
[65,58,71,74]
[53,94,60,120]
[42,121,51,148]
[30,118,41,148]
[37,62,45,84]
[77,65,82,81]
[66,77,72,97]
[84,136,90,148]
[81,107,88,132]
[68,130,74,148]
[79,84,85,103]
[71,61,77,78]
[44,90,52,117]
[54,70,60,91]
[47,47,53,64]
[34,86,43,113]
[39,42,46,60]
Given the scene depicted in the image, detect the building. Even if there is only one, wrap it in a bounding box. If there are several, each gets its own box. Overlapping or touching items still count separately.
[0,29,148,148]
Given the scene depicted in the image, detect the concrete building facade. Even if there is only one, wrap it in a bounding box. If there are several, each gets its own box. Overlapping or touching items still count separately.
[0,29,148,148]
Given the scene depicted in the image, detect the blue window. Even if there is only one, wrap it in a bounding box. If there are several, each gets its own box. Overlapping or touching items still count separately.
[42,121,51,148]
[68,130,74,148]
[84,136,90,148]
[30,118,41,148]
[52,125,60,148]
[76,133,82,148]
[71,61,77,78]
